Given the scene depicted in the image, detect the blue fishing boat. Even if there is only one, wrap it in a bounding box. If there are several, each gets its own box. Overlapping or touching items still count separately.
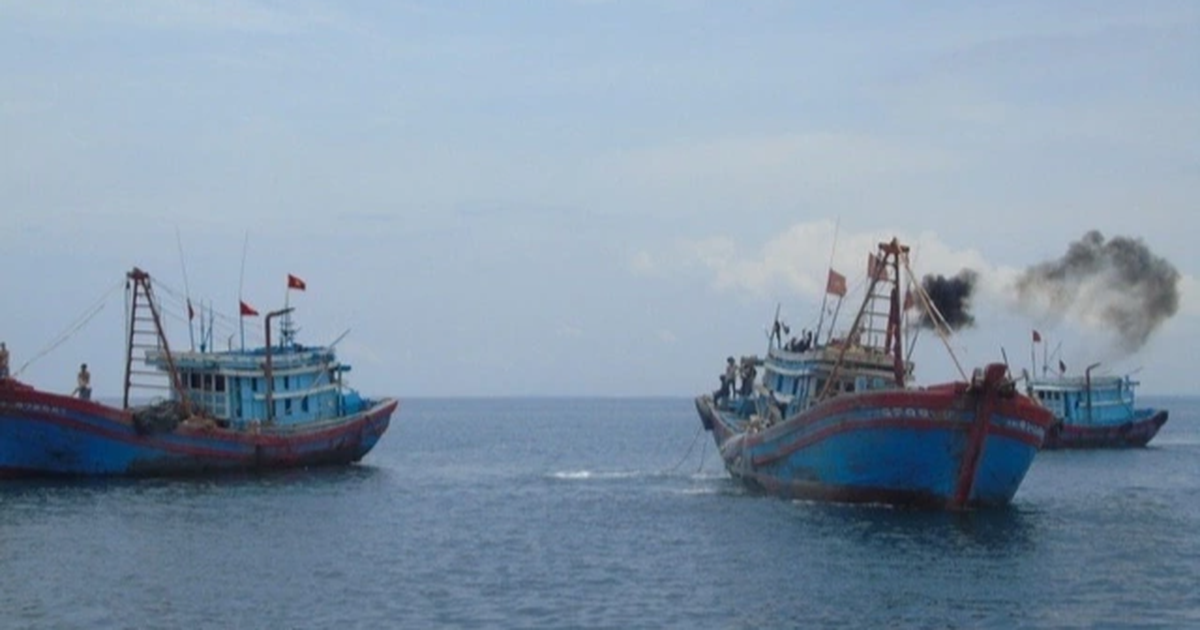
[695,239,1056,509]
[0,268,397,477]
[1025,360,1167,449]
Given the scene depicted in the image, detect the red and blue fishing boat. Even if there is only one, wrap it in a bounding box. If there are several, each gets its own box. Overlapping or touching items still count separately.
[0,268,397,477]
[695,238,1056,509]
[1025,356,1167,449]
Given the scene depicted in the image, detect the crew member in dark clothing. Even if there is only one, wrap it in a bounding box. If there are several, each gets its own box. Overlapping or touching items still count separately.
[739,359,757,397]
[713,357,737,404]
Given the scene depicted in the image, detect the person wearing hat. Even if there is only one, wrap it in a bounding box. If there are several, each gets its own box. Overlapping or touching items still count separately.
[75,363,92,400]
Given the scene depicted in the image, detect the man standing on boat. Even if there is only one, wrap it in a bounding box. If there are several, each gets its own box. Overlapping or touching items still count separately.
[0,342,9,379]
[75,363,91,400]
[739,357,757,397]
[714,357,737,405]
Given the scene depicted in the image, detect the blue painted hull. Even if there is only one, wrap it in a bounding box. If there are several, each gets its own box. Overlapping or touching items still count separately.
[0,380,397,478]
[696,381,1055,509]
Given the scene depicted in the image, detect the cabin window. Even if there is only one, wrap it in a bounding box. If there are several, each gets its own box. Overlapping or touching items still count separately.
[285,398,292,415]
[302,396,309,413]
[189,372,201,389]
[215,375,225,392]
[284,375,290,389]
[251,378,258,393]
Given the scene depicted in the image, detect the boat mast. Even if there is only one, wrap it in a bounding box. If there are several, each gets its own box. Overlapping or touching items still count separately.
[884,241,905,384]
[123,268,192,415]
[817,238,908,399]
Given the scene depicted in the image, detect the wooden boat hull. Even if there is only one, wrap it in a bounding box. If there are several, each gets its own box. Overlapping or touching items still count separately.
[1042,409,1168,449]
[696,366,1056,509]
[0,379,396,478]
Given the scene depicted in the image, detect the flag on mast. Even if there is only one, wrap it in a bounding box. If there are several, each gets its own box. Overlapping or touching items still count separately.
[287,274,307,291]
[825,269,847,297]
[240,301,259,317]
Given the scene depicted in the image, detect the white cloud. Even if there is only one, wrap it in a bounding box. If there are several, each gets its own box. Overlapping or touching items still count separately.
[627,251,658,277]
[643,220,994,301]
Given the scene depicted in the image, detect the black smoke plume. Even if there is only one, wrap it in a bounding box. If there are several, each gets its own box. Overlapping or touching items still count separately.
[918,269,978,330]
[1014,230,1179,352]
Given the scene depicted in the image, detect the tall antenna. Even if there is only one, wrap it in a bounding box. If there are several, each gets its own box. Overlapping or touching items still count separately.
[238,231,249,350]
[814,218,840,344]
[175,226,195,351]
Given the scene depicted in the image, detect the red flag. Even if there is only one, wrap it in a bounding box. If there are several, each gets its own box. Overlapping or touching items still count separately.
[187,299,195,321]
[287,274,306,291]
[825,269,847,298]
[240,300,259,317]
[1032,330,1042,343]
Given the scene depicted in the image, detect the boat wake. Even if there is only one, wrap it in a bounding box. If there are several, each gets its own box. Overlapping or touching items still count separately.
[548,469,655,481]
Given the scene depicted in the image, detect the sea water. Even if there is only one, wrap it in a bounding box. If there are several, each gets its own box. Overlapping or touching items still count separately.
[1,396,1197,629]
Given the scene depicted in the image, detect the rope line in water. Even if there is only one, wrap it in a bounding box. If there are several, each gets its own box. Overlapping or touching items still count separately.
[667,424,704,473]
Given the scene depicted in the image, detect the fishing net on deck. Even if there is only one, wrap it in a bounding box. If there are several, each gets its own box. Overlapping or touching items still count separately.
[132,400,187,435]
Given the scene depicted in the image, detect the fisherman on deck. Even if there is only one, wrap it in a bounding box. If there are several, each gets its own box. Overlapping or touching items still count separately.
[771,320,789,349]
[713,356,737,405]
[739,358,757,397]
[0,342,9,379]
[75,363,91,400]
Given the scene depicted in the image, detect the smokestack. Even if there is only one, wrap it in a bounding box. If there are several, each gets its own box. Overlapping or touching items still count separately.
[1013,230,1179,352]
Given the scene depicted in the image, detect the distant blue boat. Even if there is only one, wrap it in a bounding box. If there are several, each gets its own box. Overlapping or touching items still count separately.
[0,268,397,477]
[695,239,1055,509]
[1026,365,1167,449]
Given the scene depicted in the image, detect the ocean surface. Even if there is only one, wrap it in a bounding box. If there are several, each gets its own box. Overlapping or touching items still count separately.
[2,395,1197,629]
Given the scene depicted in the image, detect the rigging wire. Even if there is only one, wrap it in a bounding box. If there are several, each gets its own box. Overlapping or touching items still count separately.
[14,279,126,377]
[902,259,968,380]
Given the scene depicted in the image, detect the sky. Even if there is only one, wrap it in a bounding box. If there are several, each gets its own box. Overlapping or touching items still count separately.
[1,1,1197,398]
